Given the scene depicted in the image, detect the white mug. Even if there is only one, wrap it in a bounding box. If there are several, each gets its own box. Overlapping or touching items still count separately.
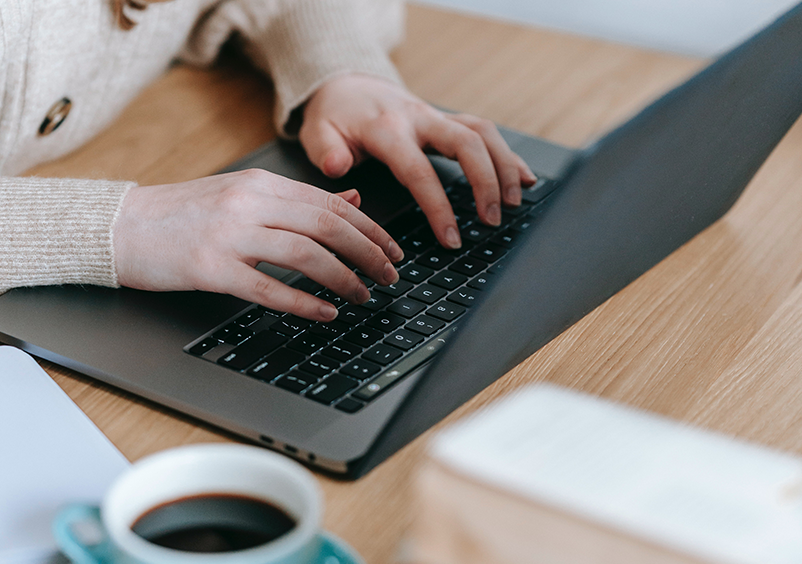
[53,444,363,564]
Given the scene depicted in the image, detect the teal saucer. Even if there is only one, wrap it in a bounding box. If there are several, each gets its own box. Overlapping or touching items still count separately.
[318,531,366,564]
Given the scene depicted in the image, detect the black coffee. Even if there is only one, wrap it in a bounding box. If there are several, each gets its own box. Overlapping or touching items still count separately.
[131,494,296,553]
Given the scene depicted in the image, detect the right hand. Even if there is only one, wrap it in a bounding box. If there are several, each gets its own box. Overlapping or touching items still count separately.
[113,169,403,321]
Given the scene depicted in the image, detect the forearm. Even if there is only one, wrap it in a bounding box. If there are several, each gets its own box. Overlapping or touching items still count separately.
[0,176,134,293]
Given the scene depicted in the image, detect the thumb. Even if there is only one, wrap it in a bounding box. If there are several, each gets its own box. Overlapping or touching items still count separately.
[300,119,355,178]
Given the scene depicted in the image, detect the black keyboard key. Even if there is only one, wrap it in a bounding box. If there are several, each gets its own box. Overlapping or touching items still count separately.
[467,274,492,291]
[287,333,328,355]
[336,305,371,325]
[384,329,424,351]
[461,222,493,243]
[248,348,305,381]
[335,397,366,413]
[374,279,413,298]
[248,313,280,333]
[386,209,425,239]
[454,198,477,215]
[428,271,467,291]
[218,331,287,371]
[488,259,508,275]
[307,374,359,405]
[400,226,436,253]
[308,320,350,340]
[386,297,426,318]
[449,177,472,194]
[189,337,219,356]
[274,370,317,393]
[257,306,285,317]
[398,263,434,284]
[490,229,520,248]
[511,215,536,233]
[298,356,339,377]
[502,202,532,216]
[469,243,507,263]
[341,359,382,380]
[405,315,445,336]
[292,277,324,294]
[455,212,475,230]
[393,252,416,268]
[408,284,447,305]
[213,323,254,346]
[363,344,403,366]
[355,272,375,289]
[448,287,482,307]
[366,311,406,333]
[343,327,384,348]
[318,290,346,308]
[273,316,312,337]
[427,301,466,322]
[362,291,392,311]
[235,308,265,327]
[448,257,488,277]
[322,341,362,362]
[415,249,455,270]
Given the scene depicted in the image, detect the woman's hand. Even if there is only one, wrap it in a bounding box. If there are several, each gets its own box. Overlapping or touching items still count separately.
[300,74,537,249]
[113,169,403,321]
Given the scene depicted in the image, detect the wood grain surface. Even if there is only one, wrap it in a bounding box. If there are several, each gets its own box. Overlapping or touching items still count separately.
[23,4,802,563]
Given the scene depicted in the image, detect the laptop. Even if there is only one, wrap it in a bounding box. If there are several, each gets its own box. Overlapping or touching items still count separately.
[1,3,801,478]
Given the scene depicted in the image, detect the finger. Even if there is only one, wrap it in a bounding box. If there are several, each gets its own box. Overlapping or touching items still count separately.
[337,188,362,208]
[250,173,404,262]
[363,127,462,249]
[250,198,398,287]
[240,228,373,305]
[299,118,355,178]
[417,117,502,226]
[450,114,526,207]
[515,154,538,187]
[222,263,339,322]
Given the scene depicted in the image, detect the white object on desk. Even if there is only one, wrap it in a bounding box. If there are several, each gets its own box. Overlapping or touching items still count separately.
[0,346,129,564]
[418,385,802,564]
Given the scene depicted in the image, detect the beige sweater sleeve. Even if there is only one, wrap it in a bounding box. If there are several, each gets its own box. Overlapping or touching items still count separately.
[0,0,404,295]
[0,177,133,293]
[181,0,405,135]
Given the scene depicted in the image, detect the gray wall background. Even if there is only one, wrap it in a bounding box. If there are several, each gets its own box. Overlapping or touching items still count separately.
[418,0,798,56]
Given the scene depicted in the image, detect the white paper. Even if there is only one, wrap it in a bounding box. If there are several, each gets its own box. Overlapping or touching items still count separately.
[0,347,129,564]
[432,385,802,564]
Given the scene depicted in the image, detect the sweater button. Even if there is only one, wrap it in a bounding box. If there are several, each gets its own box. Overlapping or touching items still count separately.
[39,97,72,136]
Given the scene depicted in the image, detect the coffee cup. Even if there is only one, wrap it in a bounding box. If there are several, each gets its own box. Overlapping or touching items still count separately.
[52,443,363,564]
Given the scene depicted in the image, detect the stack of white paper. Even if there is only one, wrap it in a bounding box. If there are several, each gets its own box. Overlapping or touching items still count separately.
[425,385,802,564]
[0,347,129,564]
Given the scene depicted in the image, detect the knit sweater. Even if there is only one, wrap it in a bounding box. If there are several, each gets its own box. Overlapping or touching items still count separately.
[0,0,404,293]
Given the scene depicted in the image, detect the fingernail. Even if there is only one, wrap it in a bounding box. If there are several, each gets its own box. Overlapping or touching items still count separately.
[320,303,338,321]
[505,186,522,207]
[383,263,399,285]
[356,284,371,304]
[445,226,462,249]
[524,167,537,185]
[388,240,405,262]
[487,204,501,226]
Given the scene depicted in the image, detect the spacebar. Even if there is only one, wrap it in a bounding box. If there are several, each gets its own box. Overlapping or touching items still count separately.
[353,325,458,402]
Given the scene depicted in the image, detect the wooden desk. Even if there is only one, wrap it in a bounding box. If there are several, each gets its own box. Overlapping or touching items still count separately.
[28,5,802,563]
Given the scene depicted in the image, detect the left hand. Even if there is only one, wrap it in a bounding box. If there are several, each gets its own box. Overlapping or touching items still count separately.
[299,74,537,250]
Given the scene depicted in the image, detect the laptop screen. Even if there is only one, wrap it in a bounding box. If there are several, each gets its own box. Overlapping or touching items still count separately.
[354,1,802,476]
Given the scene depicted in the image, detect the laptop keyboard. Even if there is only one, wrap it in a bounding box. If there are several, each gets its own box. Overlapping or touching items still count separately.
[185,177,546,413]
